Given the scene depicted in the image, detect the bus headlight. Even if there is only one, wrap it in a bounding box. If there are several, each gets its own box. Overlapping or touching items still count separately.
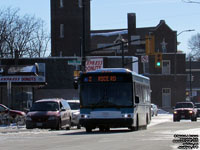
[122,114,132,118]
[81,114,90,118]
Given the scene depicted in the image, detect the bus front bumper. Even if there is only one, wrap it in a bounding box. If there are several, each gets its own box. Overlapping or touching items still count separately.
[80,118,133,128]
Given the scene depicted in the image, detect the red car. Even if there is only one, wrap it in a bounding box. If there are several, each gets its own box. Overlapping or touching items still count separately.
[26,98,71,130]
[0,104,26,124]
[173,102,197,122]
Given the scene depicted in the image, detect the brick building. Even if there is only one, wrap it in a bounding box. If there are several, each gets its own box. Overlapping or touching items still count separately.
[51,0,90,57]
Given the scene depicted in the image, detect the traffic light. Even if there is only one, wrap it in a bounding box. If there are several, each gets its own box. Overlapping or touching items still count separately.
[155,52,162,68]
[145,35,155,55]
[73,77,79,89]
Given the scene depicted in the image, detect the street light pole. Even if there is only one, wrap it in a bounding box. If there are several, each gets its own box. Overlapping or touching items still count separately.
[176,29,195,102]
[177,29,195,36]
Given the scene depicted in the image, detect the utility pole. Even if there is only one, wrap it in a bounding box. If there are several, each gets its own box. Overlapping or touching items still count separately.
[189,57,192,101]
[79,0,86,72]
[121,41,124,68]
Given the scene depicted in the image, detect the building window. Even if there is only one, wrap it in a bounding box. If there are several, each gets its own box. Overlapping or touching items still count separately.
[60,0,64,8]
[60,24,64,38]
[162,88,171,108]
[162,60,170,74]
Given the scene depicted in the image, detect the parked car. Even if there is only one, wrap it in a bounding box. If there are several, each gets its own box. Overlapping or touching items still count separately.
[26,98,71,130]
[173,102,197,122]
[67,100,81,129]
[195,103,200,117]
[0,104,26,125]
[151,103,158,117]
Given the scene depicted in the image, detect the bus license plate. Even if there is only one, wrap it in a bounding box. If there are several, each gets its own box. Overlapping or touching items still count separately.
[36,123,43,126]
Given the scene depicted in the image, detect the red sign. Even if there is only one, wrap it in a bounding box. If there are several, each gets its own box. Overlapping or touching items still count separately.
[85,58,103,72]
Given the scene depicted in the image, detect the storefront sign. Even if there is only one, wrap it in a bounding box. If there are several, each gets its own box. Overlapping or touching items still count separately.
[85,58,103,72]
[0,76,45,82]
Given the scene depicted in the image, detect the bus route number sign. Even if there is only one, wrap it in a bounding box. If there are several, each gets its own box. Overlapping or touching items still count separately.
[98,76,116,82]
[84,75,117,82]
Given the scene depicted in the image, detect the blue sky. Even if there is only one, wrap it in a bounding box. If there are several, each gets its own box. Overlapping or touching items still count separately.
[1,0,200,54]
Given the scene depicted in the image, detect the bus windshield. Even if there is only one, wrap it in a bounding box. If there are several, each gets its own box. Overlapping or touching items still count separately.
[80,83,133,108]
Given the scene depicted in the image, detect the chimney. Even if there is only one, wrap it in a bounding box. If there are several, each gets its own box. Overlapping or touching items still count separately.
[128,13,136,36]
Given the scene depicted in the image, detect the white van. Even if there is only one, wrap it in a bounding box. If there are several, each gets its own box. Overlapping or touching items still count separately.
[67,100,81,129]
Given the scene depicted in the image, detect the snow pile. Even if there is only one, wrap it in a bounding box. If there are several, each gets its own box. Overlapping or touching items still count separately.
[158,109,172,114]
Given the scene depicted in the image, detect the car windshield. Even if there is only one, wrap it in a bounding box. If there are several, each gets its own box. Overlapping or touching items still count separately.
[195,103,200,108]
[30,101,59,111]
[80,83,133,108]
[175,103,193,108]
[68,102,80,110]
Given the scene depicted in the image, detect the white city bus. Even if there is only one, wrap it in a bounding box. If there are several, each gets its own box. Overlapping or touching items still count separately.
[79,68,151,132]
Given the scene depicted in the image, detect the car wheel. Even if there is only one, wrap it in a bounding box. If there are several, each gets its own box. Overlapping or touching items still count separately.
[195,116,197,121]
[56,120,61,130]
[66,120,71,130]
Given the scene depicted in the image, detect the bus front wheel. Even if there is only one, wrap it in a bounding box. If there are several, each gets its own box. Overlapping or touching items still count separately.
[85,127,92,133]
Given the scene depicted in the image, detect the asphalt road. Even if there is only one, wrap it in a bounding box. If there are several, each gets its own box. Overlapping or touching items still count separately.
[0,114,200,150]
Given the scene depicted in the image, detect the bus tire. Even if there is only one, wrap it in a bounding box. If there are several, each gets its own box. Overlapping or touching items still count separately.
[99,127,104,132]
[144,115,148,130]
[105,127,110,132]
[135,115,139,131]
[86,127,92,133]
[128,126,135,131]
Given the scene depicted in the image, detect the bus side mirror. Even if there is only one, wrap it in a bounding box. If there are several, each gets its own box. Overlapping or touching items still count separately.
[135,96,139,104]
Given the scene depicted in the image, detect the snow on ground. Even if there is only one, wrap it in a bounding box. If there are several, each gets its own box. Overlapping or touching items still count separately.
[148,109,172,127]
[0,109,172,133]
[148,114,172,127]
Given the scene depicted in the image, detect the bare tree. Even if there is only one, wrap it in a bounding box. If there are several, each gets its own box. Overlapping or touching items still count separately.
[27,20,50,58]
[182,0,200,4]
[0,7,50,58]
[187,33,200,60]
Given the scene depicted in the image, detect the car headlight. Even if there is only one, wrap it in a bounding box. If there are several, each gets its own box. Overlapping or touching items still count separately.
[26,116,32,121]
[189,110,193,114]
[173,111,178,114]
[48,116,57,120]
